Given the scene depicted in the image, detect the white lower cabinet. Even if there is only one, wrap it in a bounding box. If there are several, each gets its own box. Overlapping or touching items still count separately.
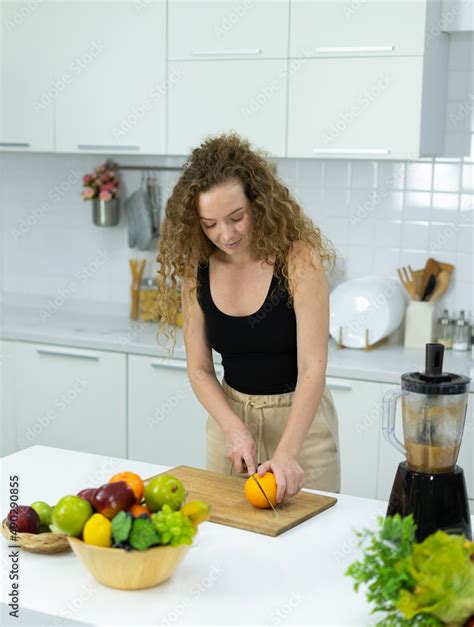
[128,355,214,468]
[2,340,126,458]
[326,376,382,499]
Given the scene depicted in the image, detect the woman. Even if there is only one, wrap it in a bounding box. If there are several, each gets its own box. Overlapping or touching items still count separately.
[157,132,340,504]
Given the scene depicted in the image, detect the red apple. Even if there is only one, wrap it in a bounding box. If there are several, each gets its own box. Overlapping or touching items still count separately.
[7,505,40,534]
[77,488,97,507]
[92,481,134,519]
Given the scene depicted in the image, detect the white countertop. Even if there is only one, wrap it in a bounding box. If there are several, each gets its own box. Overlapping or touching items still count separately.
[1,445,395,626]
[1,296,473,388]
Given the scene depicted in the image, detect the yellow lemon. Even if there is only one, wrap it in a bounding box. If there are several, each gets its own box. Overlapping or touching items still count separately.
[83,513,112,547]
[180,500,210,526]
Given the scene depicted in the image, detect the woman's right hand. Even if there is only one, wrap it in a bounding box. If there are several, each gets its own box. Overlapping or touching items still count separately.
[223,423,257,475]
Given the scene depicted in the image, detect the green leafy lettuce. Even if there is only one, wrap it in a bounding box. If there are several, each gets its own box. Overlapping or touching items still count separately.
[345,514,474,626]
[396,531,474,625]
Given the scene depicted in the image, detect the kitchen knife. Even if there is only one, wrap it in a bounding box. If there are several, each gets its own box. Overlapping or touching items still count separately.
[251,474,279,514]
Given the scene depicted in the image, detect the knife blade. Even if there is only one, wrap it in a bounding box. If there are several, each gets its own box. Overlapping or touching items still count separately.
[251,474,279,515]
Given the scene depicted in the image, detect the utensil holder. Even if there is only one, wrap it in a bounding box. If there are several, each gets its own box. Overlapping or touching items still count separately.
[404,301,435,348]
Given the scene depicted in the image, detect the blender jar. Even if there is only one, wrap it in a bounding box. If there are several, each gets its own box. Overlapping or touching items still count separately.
[383,343,471,474]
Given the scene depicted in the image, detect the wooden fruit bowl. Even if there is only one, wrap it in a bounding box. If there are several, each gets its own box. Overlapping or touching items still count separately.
[67,537,191,590]
[1,518,70,554]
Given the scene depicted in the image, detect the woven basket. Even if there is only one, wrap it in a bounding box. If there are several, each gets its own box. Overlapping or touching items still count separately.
[2,518,71,554]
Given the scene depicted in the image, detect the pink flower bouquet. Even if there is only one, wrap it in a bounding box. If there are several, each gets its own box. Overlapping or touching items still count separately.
[82,164,120,202]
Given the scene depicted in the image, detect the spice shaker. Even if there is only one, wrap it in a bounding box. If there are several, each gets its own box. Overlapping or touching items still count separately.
[452,310,470,351]
[436,308,453,349]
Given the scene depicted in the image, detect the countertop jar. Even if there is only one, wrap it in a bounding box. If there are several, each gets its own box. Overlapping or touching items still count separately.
[436,308,453,349]
[138,277,160,322]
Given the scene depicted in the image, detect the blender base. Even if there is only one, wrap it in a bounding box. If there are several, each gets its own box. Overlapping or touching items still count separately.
[386,461,472,542]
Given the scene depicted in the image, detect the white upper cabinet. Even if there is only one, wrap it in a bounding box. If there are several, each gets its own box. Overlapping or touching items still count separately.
[290,0,427,57]
[168,59,287,156]
[0,1,55,152]
[54,1,166,155]
[288,56,424,160]
[168,0,289,60]
[287,0,449,159]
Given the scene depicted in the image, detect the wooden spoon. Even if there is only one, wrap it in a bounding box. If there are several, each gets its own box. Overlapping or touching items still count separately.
[397,265,419,300]
[411,269,424,301]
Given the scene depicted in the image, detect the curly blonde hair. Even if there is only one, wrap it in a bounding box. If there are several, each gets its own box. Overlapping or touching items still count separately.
[156,131,336,354]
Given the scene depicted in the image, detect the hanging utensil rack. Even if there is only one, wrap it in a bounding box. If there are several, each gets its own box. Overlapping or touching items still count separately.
[105,158,183,173]
[105,159,184,239]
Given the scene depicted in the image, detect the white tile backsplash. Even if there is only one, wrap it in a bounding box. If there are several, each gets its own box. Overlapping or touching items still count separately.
[433,163,462,192]
[403,191,431,221]
[349,161,377,189]
[1,34,473,320]
[405,163,433,191]
[429,222,459,252]
[401,222,430,251]
[375,220,402,248]
[462,164,474,192]
[458,224,474,253]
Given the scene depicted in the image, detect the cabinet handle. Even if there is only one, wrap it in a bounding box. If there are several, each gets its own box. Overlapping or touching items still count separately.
[315,45,394,54]
[37,347,99,361]
[0,142,30,148]
[190,48,262,56]
[77,144,141,151]
[327,382,353,391]
[313,148,390,155]
[151,360,188,370]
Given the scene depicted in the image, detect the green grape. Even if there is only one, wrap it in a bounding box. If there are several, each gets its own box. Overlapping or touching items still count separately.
[150,508,197,547]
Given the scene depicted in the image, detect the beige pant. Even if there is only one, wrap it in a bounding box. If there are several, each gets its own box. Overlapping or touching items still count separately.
[206,378,341,493]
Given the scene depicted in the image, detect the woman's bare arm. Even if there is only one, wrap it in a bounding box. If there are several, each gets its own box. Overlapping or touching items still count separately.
[181,275,257,473]
[275,241,329,459]
[257,241,330,502]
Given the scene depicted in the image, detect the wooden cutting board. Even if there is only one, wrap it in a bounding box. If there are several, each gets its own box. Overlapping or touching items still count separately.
[146,466,337,537]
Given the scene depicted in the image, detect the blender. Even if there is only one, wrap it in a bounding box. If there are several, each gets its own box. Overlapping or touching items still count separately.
[382,343,471,541]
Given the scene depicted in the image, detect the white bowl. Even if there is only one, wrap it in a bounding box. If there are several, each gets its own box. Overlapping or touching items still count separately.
[329,276,405,348]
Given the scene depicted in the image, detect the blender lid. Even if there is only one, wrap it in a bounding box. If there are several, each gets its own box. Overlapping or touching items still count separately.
[402,343,471,395]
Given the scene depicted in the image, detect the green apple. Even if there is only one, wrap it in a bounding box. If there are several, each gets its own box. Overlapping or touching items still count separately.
[52,495,93,536]
[144,475,186,512]
[31,501,53,526]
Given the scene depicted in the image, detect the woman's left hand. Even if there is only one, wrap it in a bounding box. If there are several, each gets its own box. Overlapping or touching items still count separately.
[256,451,304,504]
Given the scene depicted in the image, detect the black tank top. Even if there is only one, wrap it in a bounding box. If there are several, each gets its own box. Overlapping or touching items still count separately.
[197,257,298,394]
